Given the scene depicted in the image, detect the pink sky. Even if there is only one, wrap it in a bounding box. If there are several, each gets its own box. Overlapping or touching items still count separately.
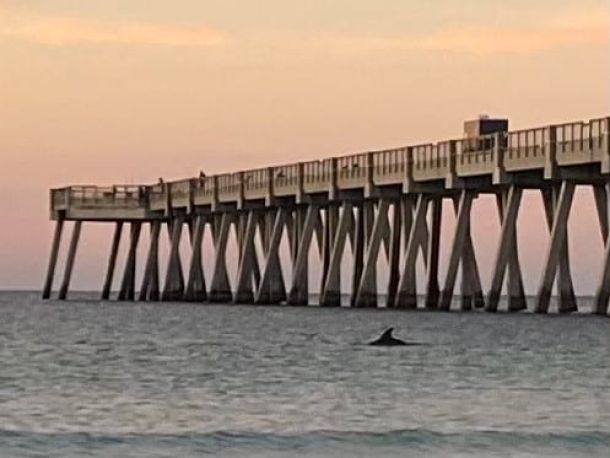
[0,0,608,293]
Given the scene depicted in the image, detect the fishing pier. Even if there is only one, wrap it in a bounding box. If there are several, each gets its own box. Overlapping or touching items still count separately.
[43,115,610,314]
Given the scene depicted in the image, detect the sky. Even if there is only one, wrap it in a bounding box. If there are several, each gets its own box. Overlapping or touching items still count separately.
[0,0,608,294]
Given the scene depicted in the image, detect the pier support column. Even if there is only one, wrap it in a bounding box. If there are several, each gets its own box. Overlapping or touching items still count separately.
[395,194,429,309]
[118,222,141,301]
[350,203,364,306]
[58,221,82,300]
[288,205,319,305]
[258,209,286,304]
[535,181,576,313]
[594,184,609,242]
[496,189,526,311]
[162,216,185,301]
[42,219,64,299]
[321,203,340,302]
[355,199,390,308]
[354,199,378,307]
[101,222,123,300]
[462,230,485,309]
[593,183,610,314]
[320,201,353,306]
[392,196,415,308]
[321,207,331,290]
[386,200,402,308]
[425,196,442,309]
[209,212,236,303]
[139,220,161,301]
[256,208,288,304]
[457,196,485,311]
[379,207,392,262]
[234,210,259,303]
[184,216,207,302]
[486,186,523,312]
[237,211,247,259]
[313,208,325,260]
[439,191,475,311]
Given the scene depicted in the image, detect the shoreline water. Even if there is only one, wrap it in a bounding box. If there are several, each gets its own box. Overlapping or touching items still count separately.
[0,291,608,457]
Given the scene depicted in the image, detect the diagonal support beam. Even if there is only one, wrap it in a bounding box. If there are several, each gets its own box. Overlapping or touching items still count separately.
[184,216,207,302]
[439,190,474,311]
[535,181,576,313]
[321,204,340,298]
[255,208,286,303]
[162,216,186,301]
[496,190,527,311]
[256,208,288,304]
[320,201,353,307]
[455,195,484,311]
[379,205,391,261]
[314,210,325,258]
[593,183,610,315]
[461,228,485,310]
[58,221,82,300]
[386,200,402,308]
[593,184,609,242]
[350,204,365,306]
[102,222,123,300]
[139,220,161,301]
[209,212,236,303]
[355,199,390,308]
[234,210,259,304]
[425,196,442,309]
[486,186,523,312]
[42,219,64,299]
[395,194,429,309]
[288,205,320,305]
[118,222,141,301]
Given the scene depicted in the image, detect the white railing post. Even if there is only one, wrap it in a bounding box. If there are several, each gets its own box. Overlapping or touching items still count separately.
[602,117,610,174]
[330,157,338,200]
[493,132,507,184]
[266,166,275,206]
[544,125,557,180]
[365,152,374,197]
[445,140,461,188]
[212,175,219,211]
[403,147,414,193]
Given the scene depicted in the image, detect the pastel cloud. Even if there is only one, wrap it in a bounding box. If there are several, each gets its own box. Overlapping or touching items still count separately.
[345,7,609,55]
[0,9,228,47]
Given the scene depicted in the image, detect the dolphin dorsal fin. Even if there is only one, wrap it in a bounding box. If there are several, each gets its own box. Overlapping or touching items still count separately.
[380,327,394,339]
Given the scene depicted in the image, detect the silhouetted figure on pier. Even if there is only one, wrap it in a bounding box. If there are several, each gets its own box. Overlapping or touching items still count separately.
[368,327,408,346]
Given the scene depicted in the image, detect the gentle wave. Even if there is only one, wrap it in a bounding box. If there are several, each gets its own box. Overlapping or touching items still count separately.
[2,428,608,452]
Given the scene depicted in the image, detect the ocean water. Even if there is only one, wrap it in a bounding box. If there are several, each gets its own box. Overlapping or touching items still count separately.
[0,291,608,457]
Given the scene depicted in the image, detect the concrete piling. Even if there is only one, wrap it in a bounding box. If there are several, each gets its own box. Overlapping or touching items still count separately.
[209,213,235,303]
[535,182,576,313]
[320,201,353,307]
[486,186,523,312]
[162,216,185,301]
[102,222,123,300]
[58,221,81,300]
[184,216,207,302]
[117,222,141,301]
[439,191,474,311]
[42,219,64,299]
[139,220,161,301]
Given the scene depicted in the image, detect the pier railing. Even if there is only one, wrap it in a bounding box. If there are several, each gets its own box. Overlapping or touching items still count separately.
[50,116,610,218]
